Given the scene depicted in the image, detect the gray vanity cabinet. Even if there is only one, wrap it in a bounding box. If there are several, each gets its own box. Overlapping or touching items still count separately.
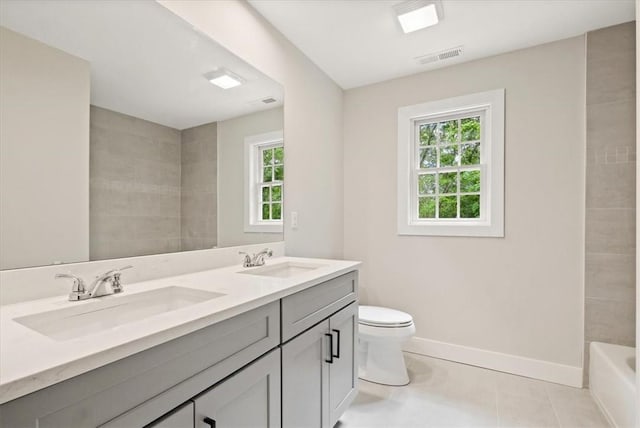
[0,270,358,428]
[282,320,331,428]
[281,301,358,428]
[0,301,280,428]
[193,349,281,428]
[328,302,358,427]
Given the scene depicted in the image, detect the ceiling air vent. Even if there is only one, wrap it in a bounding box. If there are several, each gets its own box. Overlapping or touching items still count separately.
[415,45,463,65]
[261,97,277,104]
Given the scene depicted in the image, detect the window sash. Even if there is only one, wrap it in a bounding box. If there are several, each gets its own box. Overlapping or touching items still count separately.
[259,181,284,222]
[409,109,487,223]
[244,130,284,233]
[256,143,284,223]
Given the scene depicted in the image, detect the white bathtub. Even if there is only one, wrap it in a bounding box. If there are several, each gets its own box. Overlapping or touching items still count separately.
[589,342,636,428]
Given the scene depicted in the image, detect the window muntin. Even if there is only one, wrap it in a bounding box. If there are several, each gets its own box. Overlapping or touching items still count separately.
[413,112,484,221]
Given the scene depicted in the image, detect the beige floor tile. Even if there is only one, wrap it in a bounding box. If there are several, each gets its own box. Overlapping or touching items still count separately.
[494,371,549,402]
[497,393,559,428]
[545,384,611,428]
[340,353,609,428]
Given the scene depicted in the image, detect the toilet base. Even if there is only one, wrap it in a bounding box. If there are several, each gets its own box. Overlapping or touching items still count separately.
[358,340,410,386]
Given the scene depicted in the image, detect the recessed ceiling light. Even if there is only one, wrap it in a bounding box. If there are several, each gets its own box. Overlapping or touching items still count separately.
[394,0,442,34]
[205,69,244,89]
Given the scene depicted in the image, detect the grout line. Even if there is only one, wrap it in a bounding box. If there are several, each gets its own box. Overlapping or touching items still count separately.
[585,296,635,303]
[585,207,636,211]
[585,251,636,256]
[545,384,564,428]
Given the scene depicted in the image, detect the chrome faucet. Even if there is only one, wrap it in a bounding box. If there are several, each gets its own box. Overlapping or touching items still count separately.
[55,265,132,301]
[239,248,273,267]
[87,265,132,298]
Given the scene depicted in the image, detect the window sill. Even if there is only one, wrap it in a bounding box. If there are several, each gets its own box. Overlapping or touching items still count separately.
[244,223,283,234]
[398,221,503,237]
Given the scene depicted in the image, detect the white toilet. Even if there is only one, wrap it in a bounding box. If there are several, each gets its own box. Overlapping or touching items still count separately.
[358,305,415,386]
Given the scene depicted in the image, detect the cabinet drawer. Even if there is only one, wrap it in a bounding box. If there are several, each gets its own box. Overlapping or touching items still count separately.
[281,271,357,342]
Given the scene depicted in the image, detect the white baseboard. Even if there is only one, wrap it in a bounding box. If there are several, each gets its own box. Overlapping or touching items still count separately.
[404,336,584,388]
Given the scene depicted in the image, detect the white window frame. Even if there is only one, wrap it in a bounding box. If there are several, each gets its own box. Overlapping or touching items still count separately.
[244,130,284,233]
[397,89,505,237]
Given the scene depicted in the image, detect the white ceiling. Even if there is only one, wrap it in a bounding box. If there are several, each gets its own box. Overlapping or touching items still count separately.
[0,0,283,130]
[248,0,635,89]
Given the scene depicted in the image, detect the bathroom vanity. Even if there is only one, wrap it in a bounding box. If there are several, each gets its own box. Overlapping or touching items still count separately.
[0,258,359,428]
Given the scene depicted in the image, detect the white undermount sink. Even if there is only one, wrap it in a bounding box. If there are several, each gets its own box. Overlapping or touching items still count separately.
[14,286,225,341]
[239,261,325,278]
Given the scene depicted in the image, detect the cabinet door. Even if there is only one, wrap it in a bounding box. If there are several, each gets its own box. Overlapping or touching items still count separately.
[328,302,358,426]
[193,349,280,428]
[282,320,331,428]
[145,403,194,428]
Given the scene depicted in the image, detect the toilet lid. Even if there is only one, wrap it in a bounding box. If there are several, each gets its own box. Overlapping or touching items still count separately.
[359,305,413,328]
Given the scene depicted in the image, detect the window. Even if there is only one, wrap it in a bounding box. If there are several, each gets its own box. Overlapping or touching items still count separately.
[244,131,284,233]
[397,89,504,237]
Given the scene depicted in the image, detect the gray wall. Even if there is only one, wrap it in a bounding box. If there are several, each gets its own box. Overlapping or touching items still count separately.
[344,35,586,380]
[584,22,636,383]
[90,106,182,260]
[181,122,218,251]
[217,107,284,247]
[162,0,344,259]
[0,27,90,269]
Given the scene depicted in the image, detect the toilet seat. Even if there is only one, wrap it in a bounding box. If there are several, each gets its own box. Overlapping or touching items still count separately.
[359,305,413,328]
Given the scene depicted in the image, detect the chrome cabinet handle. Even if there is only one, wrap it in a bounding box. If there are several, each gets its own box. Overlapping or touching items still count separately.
[332,329,341,359]
[325,333,334,364]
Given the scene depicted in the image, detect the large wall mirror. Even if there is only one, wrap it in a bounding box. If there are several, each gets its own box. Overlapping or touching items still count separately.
[0,0,284,270]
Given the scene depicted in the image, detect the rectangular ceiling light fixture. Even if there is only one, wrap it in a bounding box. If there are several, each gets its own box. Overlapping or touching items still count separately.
[205,68,244,89]
[394,0,442,34]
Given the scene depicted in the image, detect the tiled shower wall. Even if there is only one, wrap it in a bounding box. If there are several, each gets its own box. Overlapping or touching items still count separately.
[90,106,218,260]
[90,106,182,260]
[181,122,218,251]
[584,22,636,383]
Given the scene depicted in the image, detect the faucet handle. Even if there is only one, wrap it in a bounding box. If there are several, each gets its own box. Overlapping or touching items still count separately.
[55,273,90,301]
[111,265,132,294]
[97,265,133,279]
[55,273,86,293]
[239,251,253,267]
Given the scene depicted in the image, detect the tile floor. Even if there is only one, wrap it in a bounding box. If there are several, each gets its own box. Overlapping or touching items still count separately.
[338,352,610,428]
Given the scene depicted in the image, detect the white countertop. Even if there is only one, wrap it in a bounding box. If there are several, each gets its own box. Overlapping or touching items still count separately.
[0,256,360,404]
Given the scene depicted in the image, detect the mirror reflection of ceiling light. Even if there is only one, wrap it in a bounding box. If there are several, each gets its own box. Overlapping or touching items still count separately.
[394,0,442,34]
[205,69,244,89]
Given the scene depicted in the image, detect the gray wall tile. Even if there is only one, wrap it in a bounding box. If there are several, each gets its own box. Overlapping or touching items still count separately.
[585,208,635,255]
[586,253,635,301]
[585,163,635,209]
[586,23,636,105]
[583,21,636,384]
[586,99,636,152]
[585,297,636,346]
[90,106,182,260]
[180,122,218,251]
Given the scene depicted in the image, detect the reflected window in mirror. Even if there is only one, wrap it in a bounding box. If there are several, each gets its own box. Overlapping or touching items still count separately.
[244,131,284,233]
